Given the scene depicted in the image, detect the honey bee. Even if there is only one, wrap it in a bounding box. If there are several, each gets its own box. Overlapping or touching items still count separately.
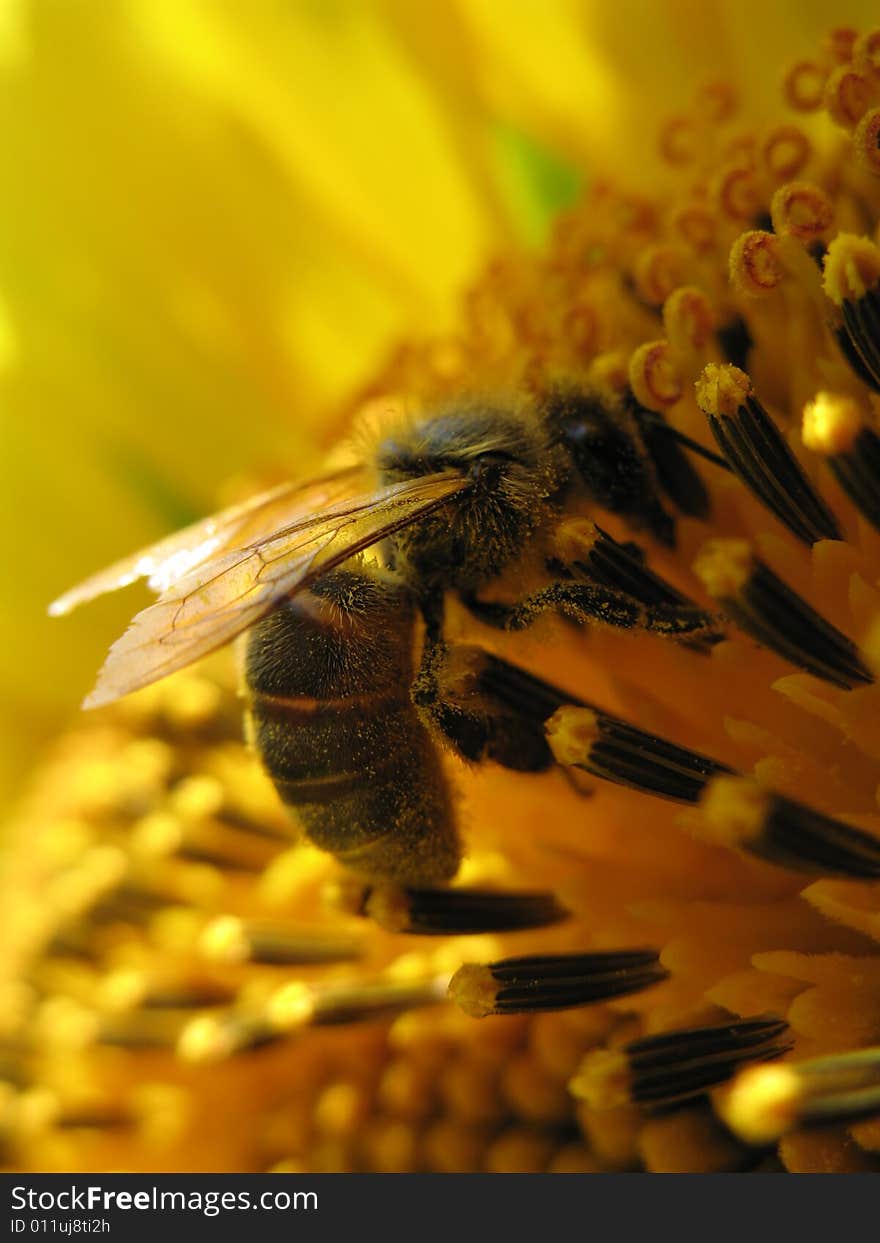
[51,393,718,885]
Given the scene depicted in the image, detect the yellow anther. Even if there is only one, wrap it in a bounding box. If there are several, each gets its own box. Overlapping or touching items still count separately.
[729,230,784,297]
[717,1063,802,1145]
[628,340,683,411]
[822,233,880,304]
[783,60,827,111]
[760,125,811,183]
[692,538,752,601]
[714,164,760,222]
[695,80,737,123]
[853,28,880,78]
[826,27,858,65]
[670,203,717,255]
[658,115,700,166]
[854,108,880,176]
[770,181,833,241]
[802,392,864,456]
[695,774,770,850]
[561,303,599,356]
[633,245,689,307]
[824,64,878,129]
[662,286,715,353]
[695,362,751,418]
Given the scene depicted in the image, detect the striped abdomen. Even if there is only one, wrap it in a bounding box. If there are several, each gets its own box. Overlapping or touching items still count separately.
[244,569,459,886]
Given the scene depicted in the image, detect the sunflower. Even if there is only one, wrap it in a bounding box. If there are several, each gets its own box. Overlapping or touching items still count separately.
[5,1,880,1175]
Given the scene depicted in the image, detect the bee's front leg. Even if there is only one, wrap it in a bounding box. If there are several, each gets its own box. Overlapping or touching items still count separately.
[462,518,721,643]
[410,610,553,773]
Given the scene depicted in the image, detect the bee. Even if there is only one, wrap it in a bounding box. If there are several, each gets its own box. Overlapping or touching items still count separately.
[50,392,719,886]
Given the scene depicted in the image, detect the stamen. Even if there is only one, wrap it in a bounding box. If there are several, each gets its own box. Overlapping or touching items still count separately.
[729,231,784,298]
[546,705,733,804]
[179,976,447,1062]
[87,883,174,927]
[853,27,880,76]
[803,392,880,532]
[760,125,811,182]
[550,520,714,614]
[670,203,717,254]
[199,916,362,966]
[714,164,760,223]
[769,182,834,242]
[571,1016,791,1110]
[139,985,235,1010]
[823,65,877,130]
[658,115,700,166]
[826,27,859,64]
[719,1047,880,1144]
[131,811,281,874]
[695,364,842,544]
[853,108,880,176]
[363,885,568,936]
[561,303,599,357]
[449,950,667,1018]
[693,539,872,688]
[633,246,688,308]
[628,341,684,412]
[696,80,737,124]
[268,977,448,1030]
[98,1014,183,1050]
[55,1108,132,1131]
[45,930,97,961]
[696,775,880,878]
[177,1014,281,1063]
[823,234,880,390]
[782,61,827,112]
[662,286,715,355]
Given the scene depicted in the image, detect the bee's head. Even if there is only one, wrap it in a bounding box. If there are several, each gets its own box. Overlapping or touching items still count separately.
[375,401,566,591]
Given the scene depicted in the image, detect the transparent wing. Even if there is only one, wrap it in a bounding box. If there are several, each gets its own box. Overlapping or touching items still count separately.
[49,466,363,616]
[83,472,468,708]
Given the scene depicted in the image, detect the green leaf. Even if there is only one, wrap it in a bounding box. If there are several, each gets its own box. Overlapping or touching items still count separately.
[491,120,584,247]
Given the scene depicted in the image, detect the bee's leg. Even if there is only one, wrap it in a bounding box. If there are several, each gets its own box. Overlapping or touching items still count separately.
[411,599,553,773]
[544,518,724,650]
[461,581,714,638]
[419,641,732,799]
[468,648,734,803]
[459,518,720,640]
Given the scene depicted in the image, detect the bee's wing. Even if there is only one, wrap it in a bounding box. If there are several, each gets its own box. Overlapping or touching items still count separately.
[49,466,364,616]
[83,472,468,709]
